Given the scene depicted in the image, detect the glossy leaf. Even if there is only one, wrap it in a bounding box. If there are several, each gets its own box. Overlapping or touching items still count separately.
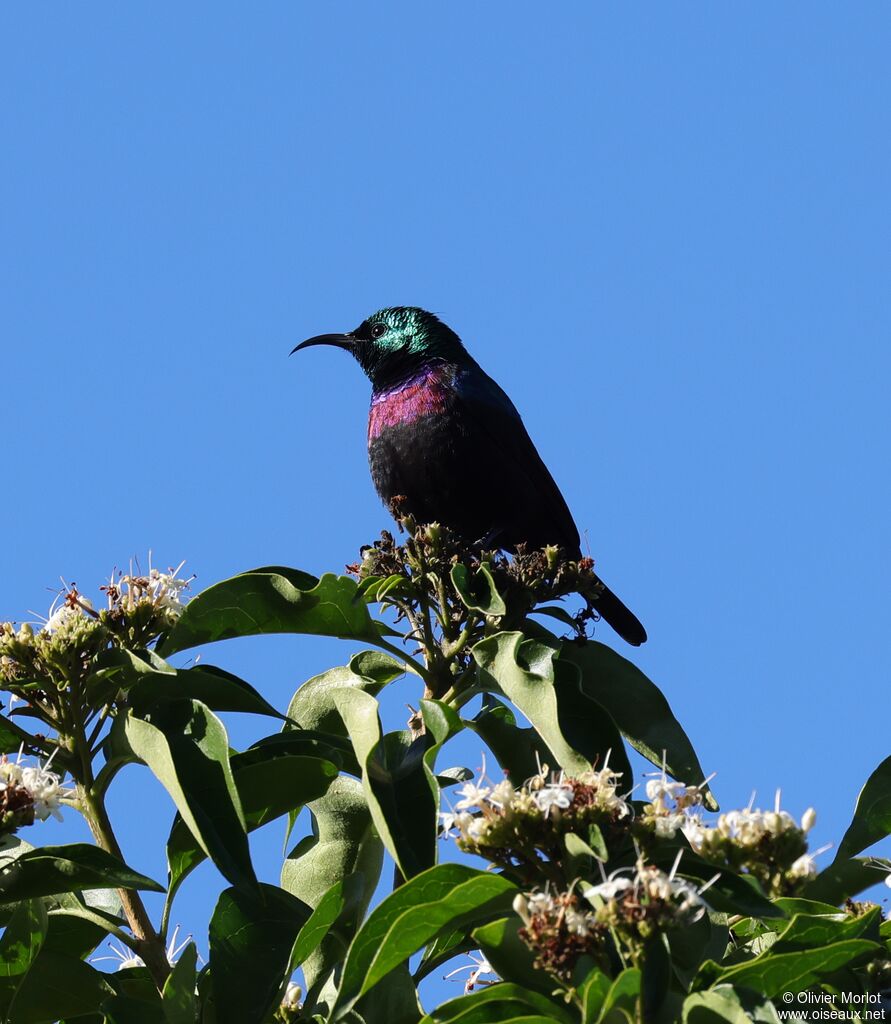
[0,950,113,1023]
[208,884,312,1024]
[281,776,383,999]
[0,845,163,902]
[834,754,891,861]
[714,940,879,996]
[682,986,756,1024]
[803,855,891,905]
[558,640,717,808]
[467,695,554,786]
[595,967,640,1023]
[419,982,571,1024]
[128,662,284,719]
[450,563,507,616]
[124,700,256,893]
[333,688,436,878]
[289,876,364,971]
[162,942,198,1024]
[473,632,589,774]
[333,864,516,1016]
[0,900,46,980]
[165,752,337,915]
[286,650,406,735]
[159,568,388,655]
[44,889,124,960]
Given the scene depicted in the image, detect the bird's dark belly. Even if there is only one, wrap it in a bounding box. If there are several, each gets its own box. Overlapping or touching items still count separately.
[368,409,576,552]
[369,413,482,536]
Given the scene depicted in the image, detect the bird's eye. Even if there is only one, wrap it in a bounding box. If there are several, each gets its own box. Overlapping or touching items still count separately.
[370,323,387,339]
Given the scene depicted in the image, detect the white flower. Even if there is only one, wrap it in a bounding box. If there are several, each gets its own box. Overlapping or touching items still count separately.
[645,776,688,807]
[43,601,83,634]
[789,854,817,879]
[466,816,489,841]
[444,951,497,993]
[533,784,573,816]
[564,905,592,936]
[487,780,516,810]
[526,891,557,916]
[0,758,24,788]
[454,781,491,810]
[147,566,191,613]
[20,764,72,821]
[801,807,817,833]
[584,877,633,902]
[438,811,458,837]
[93,942,146,971]
[654,813,685,838]
[682,815,707,849]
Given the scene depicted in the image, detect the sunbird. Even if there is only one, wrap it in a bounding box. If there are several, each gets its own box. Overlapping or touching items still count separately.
[293,306,646,646]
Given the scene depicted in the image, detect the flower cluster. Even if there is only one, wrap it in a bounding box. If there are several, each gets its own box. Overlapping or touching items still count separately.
[440,761,630,877]
[639,767,711,838]
[0,752,74,834]
[350,515,624,651]
[513,855,713,977]
[0,561,191,708]
[98,561,193,645]
[1,594,109,695]
[684,795,820,897]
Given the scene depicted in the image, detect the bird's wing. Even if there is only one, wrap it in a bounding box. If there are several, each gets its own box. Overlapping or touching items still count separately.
[453,367,582,555]
[455,368,647,646]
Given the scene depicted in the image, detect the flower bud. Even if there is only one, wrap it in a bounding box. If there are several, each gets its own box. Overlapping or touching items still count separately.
[512,893,530,924]
[801,807,817,832]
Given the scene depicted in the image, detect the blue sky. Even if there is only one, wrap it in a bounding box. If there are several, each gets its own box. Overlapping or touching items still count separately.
[2,1,889,1005]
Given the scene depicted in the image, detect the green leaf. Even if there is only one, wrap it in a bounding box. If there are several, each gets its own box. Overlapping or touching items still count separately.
[123,700,256,893]
[467,695,554,787]
[682,986,758,1024]
[333,689,436,878]
[128,662,284,719]
[595,967,640,1023]
[286,650,406,735]
[559,640,717,809]
[0,900,46,1023]
[0,950,112,1023]
[165,752,337,916]
[418,982,571,1024]
[159,568,388,655]
[472,916,557,997]
[0,716,39,757]
[450,563,507,616]
[333,864,516,1017]
[0,845,163,902]
[771,907,883,951]
[697,921,881,996]
[289,876,364,971]
[0,900,46,980]
[834,755,891,861]
[803,855,891,905]
[208,884,312,1024]
[473,632,590,775]
[281,776,383,1000]
[162,942,198,1024]
[44,889,125,960]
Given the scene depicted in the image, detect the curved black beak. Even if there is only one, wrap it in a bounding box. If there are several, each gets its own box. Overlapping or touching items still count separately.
[290,333,356,356]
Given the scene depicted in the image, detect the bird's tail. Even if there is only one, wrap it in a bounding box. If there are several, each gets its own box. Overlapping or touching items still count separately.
[593,578,647,646]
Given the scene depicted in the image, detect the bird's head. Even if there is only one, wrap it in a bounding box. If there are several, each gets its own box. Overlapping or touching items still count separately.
[292,307,470,389]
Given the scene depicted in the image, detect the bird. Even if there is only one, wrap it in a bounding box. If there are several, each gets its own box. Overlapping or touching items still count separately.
[292,306,646,646]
